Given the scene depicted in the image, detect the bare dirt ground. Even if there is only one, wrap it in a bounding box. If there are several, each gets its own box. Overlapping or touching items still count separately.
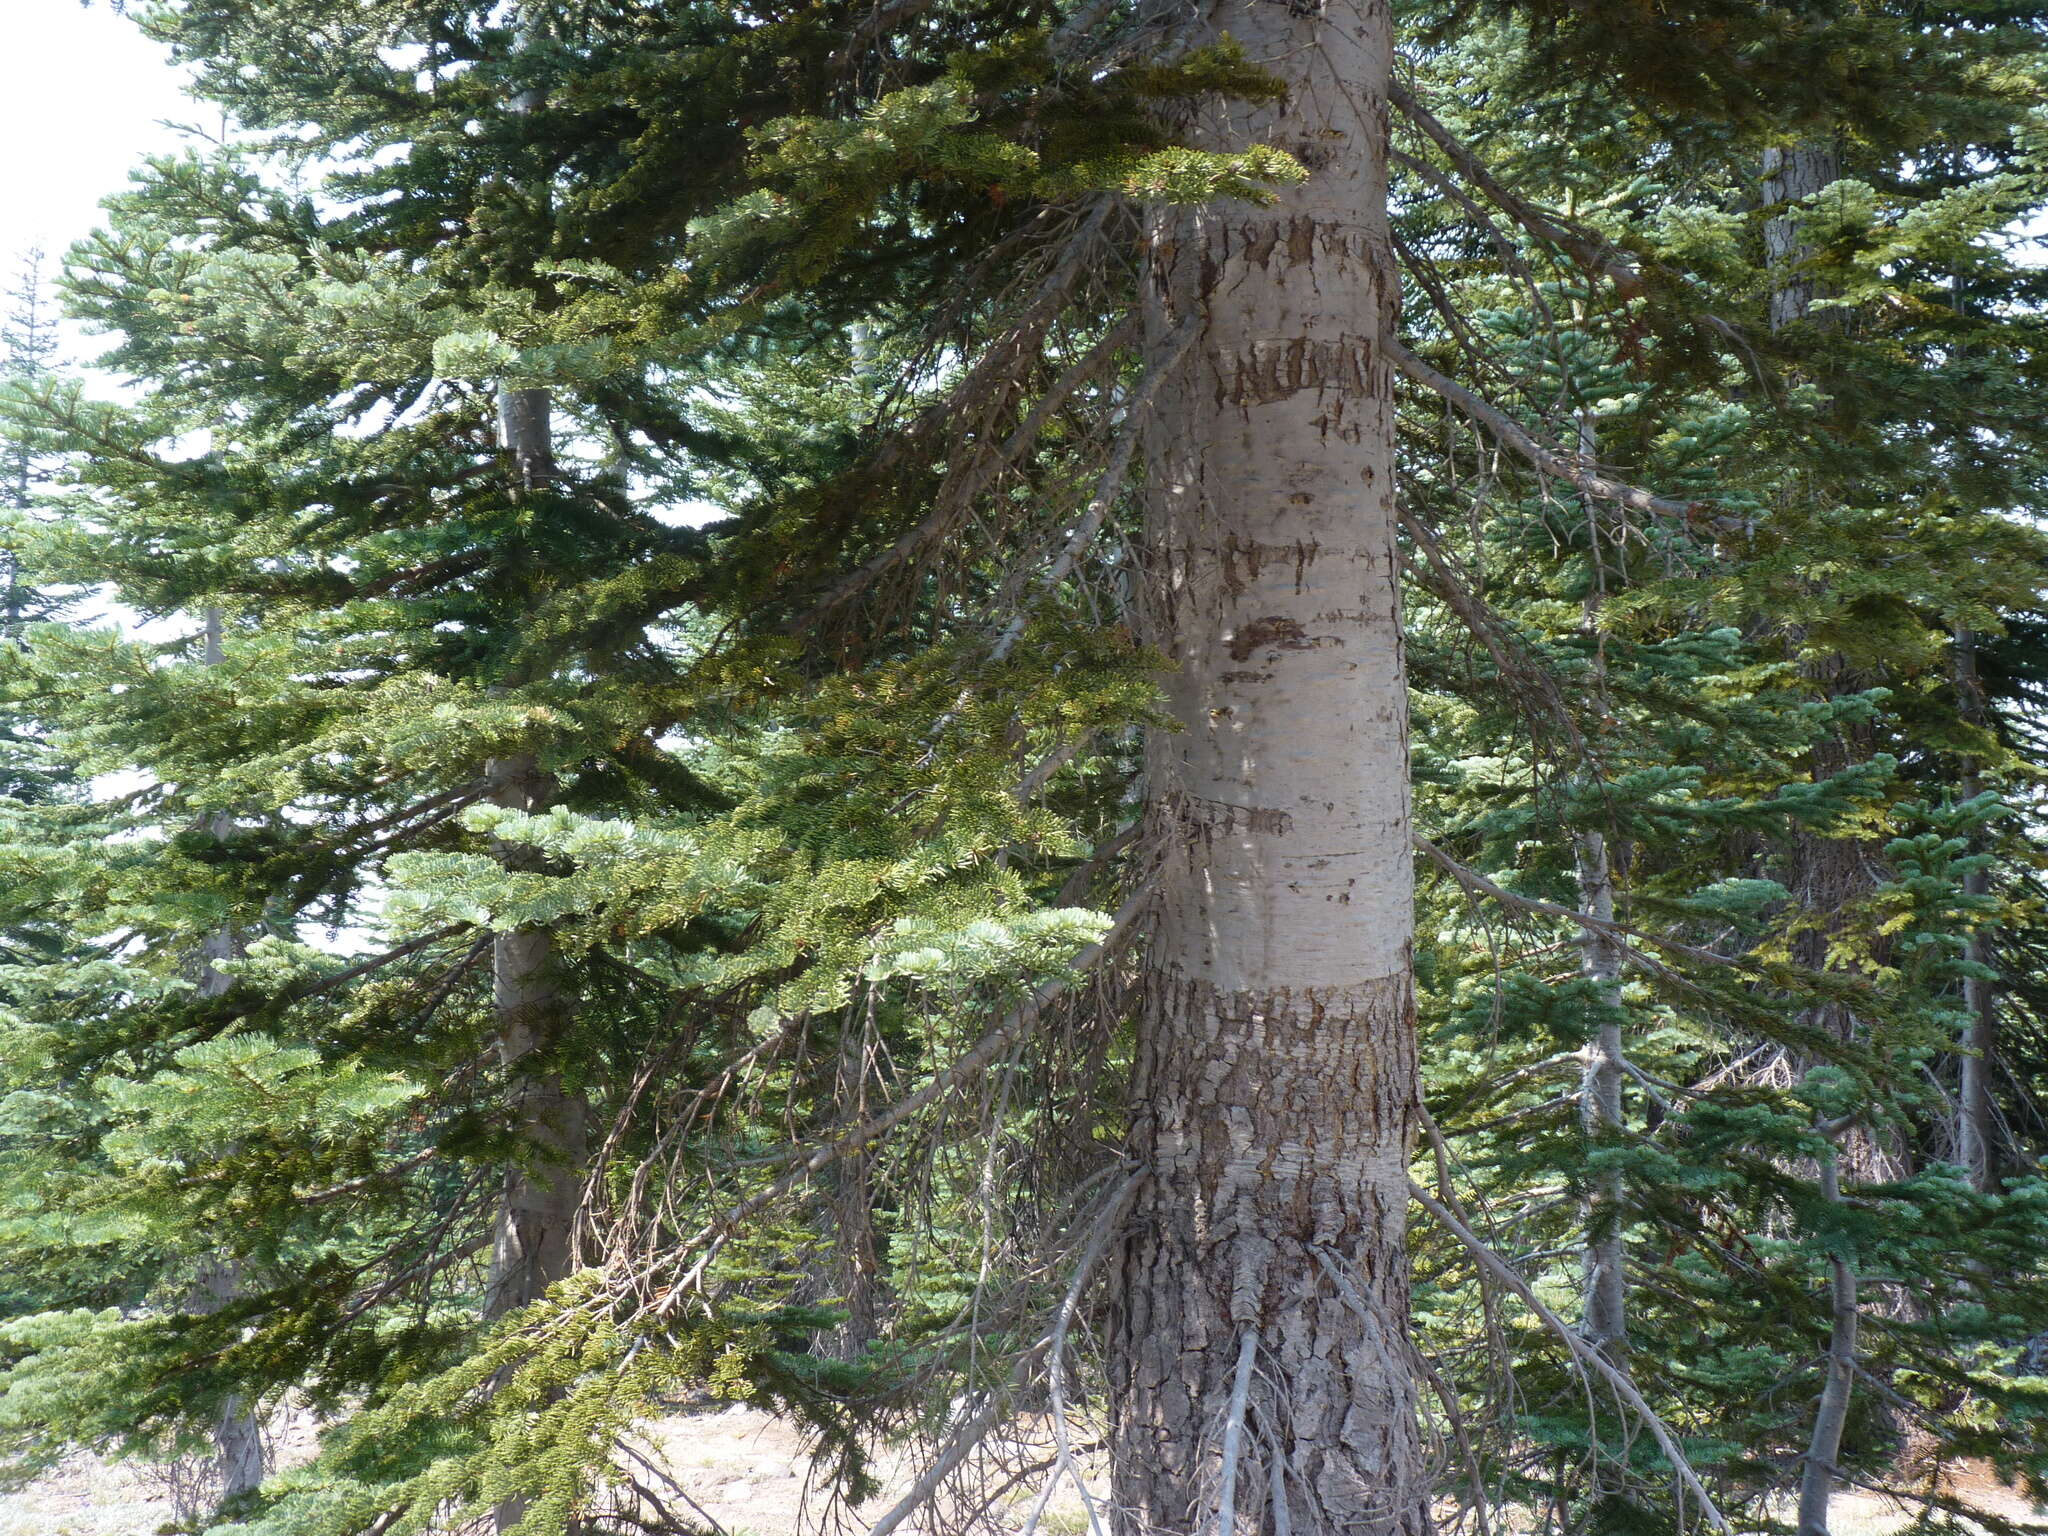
[0,1407,2038,1536]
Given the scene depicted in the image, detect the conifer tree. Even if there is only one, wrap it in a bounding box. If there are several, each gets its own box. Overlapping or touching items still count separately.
[1,4,2047,1536]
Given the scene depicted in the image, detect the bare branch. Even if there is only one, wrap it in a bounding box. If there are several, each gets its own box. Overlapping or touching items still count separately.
[1414,832,1738,970]
[1217,1329,1259,1536]
[1389,340,1717,528]
[1391,82,1648,301]
[1407,1180,1732,1535]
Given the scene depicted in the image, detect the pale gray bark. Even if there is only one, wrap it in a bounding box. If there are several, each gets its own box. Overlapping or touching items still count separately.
[1112,0,1424,1527]
[1575,828,1627,1359]
[484,231,583,1343]
[1573,408,1628,1368]
[1796,1150,1859,1536]
[483,747,587,1328]
[1958,871,1997,1193]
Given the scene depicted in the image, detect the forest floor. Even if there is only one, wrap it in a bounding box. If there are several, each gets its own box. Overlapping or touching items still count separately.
[1,1403,2040,1536]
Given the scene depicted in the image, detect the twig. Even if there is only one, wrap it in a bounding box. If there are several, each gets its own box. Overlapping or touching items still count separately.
[1022,1171,1144,1536]
[874,1171,1142,1536]
[990,311,1199,664]
[1414,832,1737,970]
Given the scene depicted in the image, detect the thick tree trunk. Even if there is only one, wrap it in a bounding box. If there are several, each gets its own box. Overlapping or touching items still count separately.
[1111,0,1425,1528]
[484,750,588,1536]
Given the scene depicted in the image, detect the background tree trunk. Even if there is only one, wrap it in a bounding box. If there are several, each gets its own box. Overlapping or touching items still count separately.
[193,606,267,1510]
[1111,0,1425,1527]
[1576,827,1628,1360]
[1761,144,1841,333]
[1953,630,1998,1194]
[485,377,588,1535]
[1796,1150,1859,1536]
[482,754,587,1329]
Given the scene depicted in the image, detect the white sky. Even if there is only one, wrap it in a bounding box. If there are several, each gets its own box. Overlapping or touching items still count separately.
[0,1,205,277]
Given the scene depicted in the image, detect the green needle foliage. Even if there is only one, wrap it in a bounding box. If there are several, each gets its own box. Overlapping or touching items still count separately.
[0,0,2046,1533]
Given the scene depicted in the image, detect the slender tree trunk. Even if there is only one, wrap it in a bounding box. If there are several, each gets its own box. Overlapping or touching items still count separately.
[1575,828,1627,1359]
[1953,630,1997,1194]
[483,753,587,1330]
[485,374,588,1534]
[1765,140,1875,1536]
[1111,0,1425,1527]
[191,607,268,1510]
[1958,867,1997,1193]
[191,1256,266,1504]
[1796,1149,1858,1536]
[1572,409,1628,1370]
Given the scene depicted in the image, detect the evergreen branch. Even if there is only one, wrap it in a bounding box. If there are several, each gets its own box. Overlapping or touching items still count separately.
[989,310,1198,664]
[670,874,1156,1293]
[1398,503,1583,750]
[1391,82,1649,303]
[830,0,942,71]
[788,205,1119,632]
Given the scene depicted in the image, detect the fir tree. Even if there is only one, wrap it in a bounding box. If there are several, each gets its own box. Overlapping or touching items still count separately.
[0,4,2045,1536]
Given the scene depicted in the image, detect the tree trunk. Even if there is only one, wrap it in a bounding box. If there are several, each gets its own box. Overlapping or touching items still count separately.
[483,754,587,1327]
[1796,1150,1859,1536]
[1761,144,1840,333]
[1575,828,1627,1360]
[1958,870,1997,1193]
[1765,142,1873,1536]
[191,1256,266,1505]
[485,372,588,1534]
[1111,0,1425,1526]
[1953,629,1997,1194]
[193,607,267,1509]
